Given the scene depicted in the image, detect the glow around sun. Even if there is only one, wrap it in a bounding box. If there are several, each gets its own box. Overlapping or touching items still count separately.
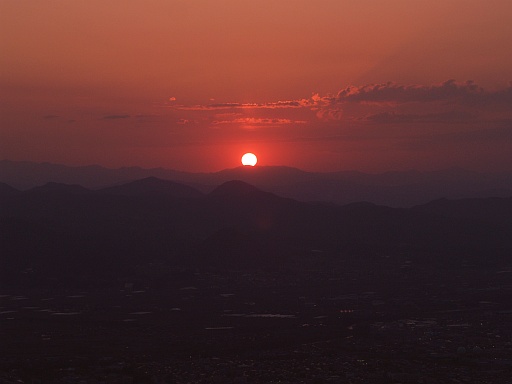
[241,153,257,166]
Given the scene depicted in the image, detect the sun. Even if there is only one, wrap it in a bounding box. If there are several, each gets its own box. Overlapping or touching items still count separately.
[241,152,257,166]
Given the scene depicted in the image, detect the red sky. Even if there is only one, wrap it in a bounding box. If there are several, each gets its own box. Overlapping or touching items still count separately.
[1,0,512,172]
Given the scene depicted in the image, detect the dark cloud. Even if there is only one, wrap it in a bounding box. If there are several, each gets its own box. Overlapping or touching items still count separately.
[170,81,511,125]
[473,84,512,107]
[316,80,512,123]
[335,80,484,103]
[365,110,476,124]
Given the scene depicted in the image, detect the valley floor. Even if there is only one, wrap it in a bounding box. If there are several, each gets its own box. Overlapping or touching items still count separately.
[2,256,512,383]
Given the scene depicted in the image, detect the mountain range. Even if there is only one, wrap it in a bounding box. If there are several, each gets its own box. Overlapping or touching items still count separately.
[2,159,512,207]
[1,175,511,289]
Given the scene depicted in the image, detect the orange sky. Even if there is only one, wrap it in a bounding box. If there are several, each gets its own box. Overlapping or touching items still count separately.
[1,0,512,172]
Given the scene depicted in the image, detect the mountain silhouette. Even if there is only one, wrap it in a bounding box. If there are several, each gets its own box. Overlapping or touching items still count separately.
[27,182,91,195]
[207,180,290,205]
[100,176,204,198]
[413,196,512,222]
[3,160,512,207]
[1,175,512,288]
[209,179,265,197]
[0,182,19,199]
[212,166,317,186]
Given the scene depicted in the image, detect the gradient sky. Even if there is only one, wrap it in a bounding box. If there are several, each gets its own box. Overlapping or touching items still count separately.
[1,0,512,172]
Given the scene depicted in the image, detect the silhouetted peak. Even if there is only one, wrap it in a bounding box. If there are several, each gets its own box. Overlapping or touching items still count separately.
[213,166,316,186]
[208,180,263,198]
[219,165,309,175]
[3,159,512,207]
[126,176,174,188]
[29,182,91,194]
[0,182,20,198]
[101,177,203,198]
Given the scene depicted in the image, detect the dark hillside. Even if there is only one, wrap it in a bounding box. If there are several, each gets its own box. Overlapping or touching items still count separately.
[1,178,511,288]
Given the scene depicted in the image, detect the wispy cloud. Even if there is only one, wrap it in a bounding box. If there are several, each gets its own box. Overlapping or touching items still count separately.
[212,117,306,126]
[168,80,512,124]
[173,99,312,111]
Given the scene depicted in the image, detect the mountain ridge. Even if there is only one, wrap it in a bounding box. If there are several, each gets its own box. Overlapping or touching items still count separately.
[100,176,204,199]
[1,175,511,288]
[2,159,512,207]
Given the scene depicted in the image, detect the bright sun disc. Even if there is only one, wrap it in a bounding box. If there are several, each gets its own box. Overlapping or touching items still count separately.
[241,153,257,166]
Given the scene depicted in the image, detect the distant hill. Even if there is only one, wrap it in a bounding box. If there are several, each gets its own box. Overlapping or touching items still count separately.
[0,182,19,199]
[0,159,191,190]
[413,196,512,223]
[100,177,204,199]
[28,182,91,195]
[1,159,512,207]
[208,180,287,203]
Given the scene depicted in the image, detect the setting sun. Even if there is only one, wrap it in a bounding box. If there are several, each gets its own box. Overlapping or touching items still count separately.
[241,153,257,166]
